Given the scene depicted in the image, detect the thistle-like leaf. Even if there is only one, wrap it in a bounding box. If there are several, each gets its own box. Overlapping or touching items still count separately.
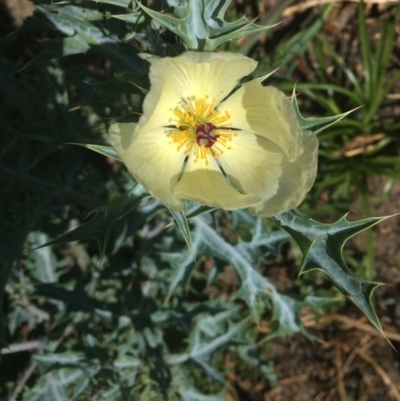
[291,88,359,133]
[187,217,328,338]
[271,209,392,336]
[22,359,100,401]
[235,217,290,259]
[167,207,194,255]
[162,251,195,298]
[23,5,144,72]
[70,144,122,161]
[191,217,276,320]
[135,0,274,51]
[185,204,217,220]
[36,192,151,260]
[168,314,249,381]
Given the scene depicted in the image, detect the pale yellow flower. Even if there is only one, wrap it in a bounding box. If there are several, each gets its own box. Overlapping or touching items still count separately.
[110,52,318,217]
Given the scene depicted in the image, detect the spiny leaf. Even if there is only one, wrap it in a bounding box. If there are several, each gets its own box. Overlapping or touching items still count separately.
[189,317,247,361]
[258,66,281,83]
[271,209,393,336]
[168,315,249,381]
[235,217,290,259]
[136,0,274,51]
[167,207,193,255]
[22,5,144,72]
[163,205,216,277]
[192,217,275,320]
[70,143,122,161]
[189,217,321,338]
[163,208,217,299]
[291,88,359,133]
[36,192,150,260]
[37,5,105,38]
[185,204,217,220]
[161,251,195,298]
[22,362,100,401]
[18,5,101,70]
[164,204,215,229]
[268,293,340,341]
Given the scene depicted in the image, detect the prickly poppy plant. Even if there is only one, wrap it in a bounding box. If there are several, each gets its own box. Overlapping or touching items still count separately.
[3,0,395,399]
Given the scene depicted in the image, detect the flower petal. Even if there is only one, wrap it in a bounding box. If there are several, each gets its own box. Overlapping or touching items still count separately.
[174,153,260,210]
[136,52,257,136]
[109,122,136,156]
[250,130,319,217]
[217,131,283,204]
[134,55,182,136]
[218,79,303,161]
[167,52,258,104]
[110,122,185,211]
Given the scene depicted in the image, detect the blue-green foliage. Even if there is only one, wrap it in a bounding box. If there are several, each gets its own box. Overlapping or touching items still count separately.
[135,0,273,51]
[1,0,395,399]
[5,180,387,398]
[272,210,387,335]
[9,192,337,399]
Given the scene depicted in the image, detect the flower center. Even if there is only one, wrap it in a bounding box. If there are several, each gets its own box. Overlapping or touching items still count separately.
[195,122,218,147]
[168,97,236,166]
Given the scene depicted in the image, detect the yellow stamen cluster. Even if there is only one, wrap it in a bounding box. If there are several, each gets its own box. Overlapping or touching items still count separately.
[168,97,236,166]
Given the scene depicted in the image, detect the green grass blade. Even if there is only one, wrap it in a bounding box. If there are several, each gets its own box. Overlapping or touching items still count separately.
[365,9,398,123]
[358,0,373,102]
[317,36,363,98]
